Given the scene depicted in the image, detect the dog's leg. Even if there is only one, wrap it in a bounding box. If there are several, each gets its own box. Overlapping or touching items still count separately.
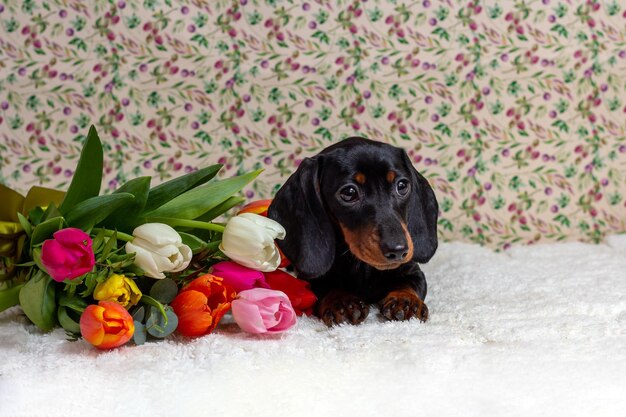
[315,289,370,326]
[379,286,428,322]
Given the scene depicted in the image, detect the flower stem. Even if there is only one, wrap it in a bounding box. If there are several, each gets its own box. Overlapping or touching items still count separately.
[92,228,134,242]
[148,217,226,233]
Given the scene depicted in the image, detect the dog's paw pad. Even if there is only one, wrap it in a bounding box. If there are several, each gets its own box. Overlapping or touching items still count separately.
[379,290,428,322]
[317,293,369,326]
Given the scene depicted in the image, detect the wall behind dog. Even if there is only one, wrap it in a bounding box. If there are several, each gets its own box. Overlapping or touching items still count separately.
[1,1,625,250]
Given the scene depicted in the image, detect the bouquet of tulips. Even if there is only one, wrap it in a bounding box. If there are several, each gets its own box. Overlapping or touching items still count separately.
[0,127,316,349]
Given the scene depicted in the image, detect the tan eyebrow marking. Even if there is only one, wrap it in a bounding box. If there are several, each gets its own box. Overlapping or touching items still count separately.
[386,171,397,183]
[354,172,366,185]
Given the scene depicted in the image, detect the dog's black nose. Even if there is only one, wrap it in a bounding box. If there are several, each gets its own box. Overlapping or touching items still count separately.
[383,244,408,261]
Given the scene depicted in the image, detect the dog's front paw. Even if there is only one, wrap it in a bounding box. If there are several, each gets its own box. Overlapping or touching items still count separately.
[316,290,370,326]
[379,289,429,322]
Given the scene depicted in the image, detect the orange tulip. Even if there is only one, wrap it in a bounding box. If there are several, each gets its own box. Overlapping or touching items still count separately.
[170,274,237,337]
[238,199,273,216]
[80,301,135,349]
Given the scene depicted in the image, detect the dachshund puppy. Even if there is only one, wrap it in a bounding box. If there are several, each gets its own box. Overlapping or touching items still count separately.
[268,137,438,326]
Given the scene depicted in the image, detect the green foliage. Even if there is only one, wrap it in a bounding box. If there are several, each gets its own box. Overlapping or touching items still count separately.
[19,272,57,331]
[58,126,103,215]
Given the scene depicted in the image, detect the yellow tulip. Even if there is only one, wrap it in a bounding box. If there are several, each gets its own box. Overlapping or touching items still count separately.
[93,274,142,309]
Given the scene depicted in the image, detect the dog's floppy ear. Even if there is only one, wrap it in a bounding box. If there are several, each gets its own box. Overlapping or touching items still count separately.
[403,152,439,263]
[268,157,335,279]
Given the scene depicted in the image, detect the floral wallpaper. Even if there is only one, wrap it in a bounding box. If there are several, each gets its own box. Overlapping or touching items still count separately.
[0,0,625,250]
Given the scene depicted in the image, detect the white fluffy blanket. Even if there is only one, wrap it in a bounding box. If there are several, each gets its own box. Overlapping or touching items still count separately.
[2,236,626,417]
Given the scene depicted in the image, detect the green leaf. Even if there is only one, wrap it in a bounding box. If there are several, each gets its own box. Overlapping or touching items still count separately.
[17,213,32,238]
[19,272,57,331]
[144,169,262,220]
[30,216,65,248]
[57,306,81,335]
[64,193,135,230]
[58,293,88,313]
[97,232,119,263]
[143,164,222,213]
[41,202,62,222]
[101,177,151,232]
[149,278,178,304]
[146,306,178,338]
[59,125,104,215]
[0,283,25,312]
[179,232,207,254]
[195,196,245,222]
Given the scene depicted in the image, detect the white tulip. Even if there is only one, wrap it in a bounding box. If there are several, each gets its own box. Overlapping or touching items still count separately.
[219,213,286,272]
[125,223,192,279]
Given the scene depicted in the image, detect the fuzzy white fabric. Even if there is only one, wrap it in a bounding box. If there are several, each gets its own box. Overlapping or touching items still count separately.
[1,236,626,417]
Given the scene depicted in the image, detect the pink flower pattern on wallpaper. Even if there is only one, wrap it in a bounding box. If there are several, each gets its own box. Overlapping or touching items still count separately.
[0,0,625,250]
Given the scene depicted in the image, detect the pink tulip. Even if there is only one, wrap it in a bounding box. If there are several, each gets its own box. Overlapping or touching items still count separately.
[41,228,95,282]
[211,261,270,293]
[231,288,297,334]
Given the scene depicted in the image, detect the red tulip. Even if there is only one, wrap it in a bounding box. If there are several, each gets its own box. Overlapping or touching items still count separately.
[80,301,134,349]
[170,274,237,337]
[264,269,317,316]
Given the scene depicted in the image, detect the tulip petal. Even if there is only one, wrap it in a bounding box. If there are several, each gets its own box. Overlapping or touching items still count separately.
[126,242,165,279]
[132,223,182,246]
[233,288,297,334]
[238,213,286,240]
[170,244,192,272]
[80,301,134,349]
[53,228,92,248]
[211,261,269,293]
[231,299,268,334]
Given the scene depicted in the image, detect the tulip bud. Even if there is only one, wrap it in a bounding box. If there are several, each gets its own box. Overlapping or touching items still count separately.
[93,273,142,309]
[125,223,192,279]
[232,288,297,334]
[80,301,135,349]
[219,213,286,272]
[40,228,95,282]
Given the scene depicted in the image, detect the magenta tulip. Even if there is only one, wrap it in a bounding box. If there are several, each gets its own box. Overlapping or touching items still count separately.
[211,261,270,293]
[41,228,95,282]
[231,288,297,334]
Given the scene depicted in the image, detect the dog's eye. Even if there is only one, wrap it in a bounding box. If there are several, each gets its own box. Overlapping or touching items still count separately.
[339,186,359,203]
[396,179,410,196]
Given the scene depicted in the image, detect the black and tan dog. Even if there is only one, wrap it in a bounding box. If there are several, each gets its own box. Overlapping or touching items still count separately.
[268,137,438,326]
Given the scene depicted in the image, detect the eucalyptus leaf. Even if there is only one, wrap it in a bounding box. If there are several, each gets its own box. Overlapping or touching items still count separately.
[30,217,65,248]
[149,278,178,304]
[59,125,103,214]
[146,306,178,338]
[143,164,222,213]
[132,306,145,322]
[19,272,57,331]
[143,169,262,220]
[64,193,135,230]
[133,321,148,345]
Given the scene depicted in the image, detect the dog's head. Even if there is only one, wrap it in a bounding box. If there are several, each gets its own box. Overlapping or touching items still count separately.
[268,137,438,279]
